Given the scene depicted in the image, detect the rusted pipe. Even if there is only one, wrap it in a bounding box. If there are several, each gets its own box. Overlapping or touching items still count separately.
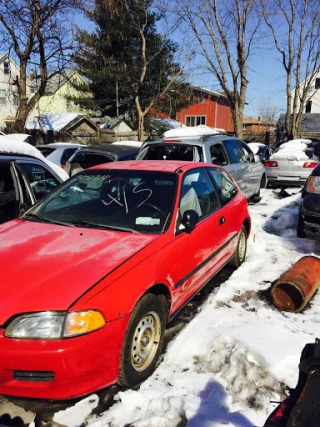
[271,256,320,313]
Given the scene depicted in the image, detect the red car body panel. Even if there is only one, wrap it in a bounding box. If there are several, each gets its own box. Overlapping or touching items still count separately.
[0,161,251,399]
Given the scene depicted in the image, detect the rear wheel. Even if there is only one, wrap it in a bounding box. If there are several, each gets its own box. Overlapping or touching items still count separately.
[229,226,247,269]
[297,214,306,238]
[118,293,166,387]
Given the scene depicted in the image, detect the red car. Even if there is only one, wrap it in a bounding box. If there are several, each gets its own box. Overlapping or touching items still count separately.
[0,161,250,399]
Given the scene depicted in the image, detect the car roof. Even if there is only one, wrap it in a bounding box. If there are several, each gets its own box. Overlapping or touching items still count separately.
[92,160,209,173]
[37,143,85,148]
[144,134,236,146]
[74,144,139,158]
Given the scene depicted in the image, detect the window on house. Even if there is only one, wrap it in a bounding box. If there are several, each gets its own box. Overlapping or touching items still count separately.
[3,61,10,75]
[306,101,312,113]
[315,78,320,89]
[0,89,6,106]
[66,98,72,112]
[185,116,206,127]
[242,124,247,130]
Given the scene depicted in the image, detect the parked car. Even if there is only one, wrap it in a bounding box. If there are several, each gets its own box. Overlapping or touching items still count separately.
[297,163,320,240]
[265,139,319,188]
[0,160,251,399]
[64,144,139,176]
[37,143,86,167]
[137,134,267,200]
[247,142,273,163]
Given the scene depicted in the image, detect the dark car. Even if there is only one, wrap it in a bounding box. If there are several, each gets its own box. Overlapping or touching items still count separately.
[297,163,320,240]
[64,144,139,177]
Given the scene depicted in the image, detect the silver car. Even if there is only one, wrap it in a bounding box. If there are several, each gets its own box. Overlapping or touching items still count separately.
[265,139,319,187]
[137,134,267,200]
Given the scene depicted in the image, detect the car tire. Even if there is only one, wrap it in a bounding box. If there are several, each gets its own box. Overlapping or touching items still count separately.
[297,214,306,238]
[118,293,167,388]
[229,226,247,269]
[250,175,266,203]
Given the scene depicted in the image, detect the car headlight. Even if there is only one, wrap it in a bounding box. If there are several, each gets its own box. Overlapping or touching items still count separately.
[306,176,320,194]
[5,310,106,339]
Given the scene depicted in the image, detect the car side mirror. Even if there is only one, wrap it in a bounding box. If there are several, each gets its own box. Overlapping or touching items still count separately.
[182,209,199,233]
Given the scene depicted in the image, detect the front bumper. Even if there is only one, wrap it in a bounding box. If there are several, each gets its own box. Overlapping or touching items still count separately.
[299,206,320,241]
[0,315,128,400]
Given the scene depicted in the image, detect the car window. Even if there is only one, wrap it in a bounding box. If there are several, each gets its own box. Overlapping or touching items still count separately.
[27,170,177,234]
[139,144,201,161]
[71,152,114,168]
[207,168,238,206]
[18,162,60,200]
[210,143,228,166]
[37,147,55,157]
[0,163,17,223]
[222,139,244,164]
[180,168,220,219]
[61,148,78,163]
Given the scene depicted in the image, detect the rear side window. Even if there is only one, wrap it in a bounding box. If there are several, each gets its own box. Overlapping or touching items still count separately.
[37,147,55,157]
[61,148,78,163]
[207,168,237,206]
[71,152,114,168]
[139,144,201,161]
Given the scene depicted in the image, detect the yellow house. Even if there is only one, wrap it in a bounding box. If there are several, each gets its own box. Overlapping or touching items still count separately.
[29,70,92,118]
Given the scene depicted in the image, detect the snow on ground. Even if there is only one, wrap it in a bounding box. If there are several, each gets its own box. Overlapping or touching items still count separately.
[53,188,320,427]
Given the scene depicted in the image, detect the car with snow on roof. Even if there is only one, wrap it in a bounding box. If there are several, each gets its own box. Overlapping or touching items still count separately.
[0,160,250,399]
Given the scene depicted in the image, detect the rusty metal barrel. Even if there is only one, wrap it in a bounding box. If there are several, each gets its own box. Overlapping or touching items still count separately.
[271,256,320,313]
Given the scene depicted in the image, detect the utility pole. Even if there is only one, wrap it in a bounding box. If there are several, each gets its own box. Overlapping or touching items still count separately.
[116,80,119,117]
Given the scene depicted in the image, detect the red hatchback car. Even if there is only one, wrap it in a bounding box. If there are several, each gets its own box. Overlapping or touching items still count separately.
[0,161,250,399]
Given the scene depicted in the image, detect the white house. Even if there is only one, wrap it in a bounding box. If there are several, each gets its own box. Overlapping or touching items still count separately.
[0,54,23,129]
[291,69,320,114]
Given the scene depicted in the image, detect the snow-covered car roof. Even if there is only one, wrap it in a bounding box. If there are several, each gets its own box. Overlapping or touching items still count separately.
[37,142,86,148]
[0,138,69,180]
[163,125,225,138]
[271,139,313,161]
[111,140,143,148]
[0,133,31,143]
[247,142,265,155]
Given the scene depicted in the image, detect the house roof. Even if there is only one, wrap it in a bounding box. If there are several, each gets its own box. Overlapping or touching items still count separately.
[243,117,276,125]
[25,113,98,132]
[190,85,227,99]
[277,113,320,132]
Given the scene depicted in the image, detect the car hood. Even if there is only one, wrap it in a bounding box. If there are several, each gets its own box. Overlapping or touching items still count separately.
[0,220,157,324]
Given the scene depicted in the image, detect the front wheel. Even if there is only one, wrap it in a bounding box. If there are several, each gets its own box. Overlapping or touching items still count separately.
[118,293,167,388]
[229,226,247,269]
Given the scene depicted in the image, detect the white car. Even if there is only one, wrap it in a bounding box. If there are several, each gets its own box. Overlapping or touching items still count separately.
[36,142,86,167]
[265,139,319,187]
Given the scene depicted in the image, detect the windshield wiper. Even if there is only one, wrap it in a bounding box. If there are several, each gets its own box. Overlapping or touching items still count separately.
[71,220,140,234]
[22,213,71,227]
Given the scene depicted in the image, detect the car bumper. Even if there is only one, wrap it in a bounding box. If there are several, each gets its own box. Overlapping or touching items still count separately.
[0,315,128,400]
[266,170,310,187]
[299,207,320,241]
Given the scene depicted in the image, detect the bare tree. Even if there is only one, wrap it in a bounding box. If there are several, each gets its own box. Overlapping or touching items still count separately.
[166,0,262,138]
[261,0,320,139]
[257,96,278,122]
[0,0,84,132]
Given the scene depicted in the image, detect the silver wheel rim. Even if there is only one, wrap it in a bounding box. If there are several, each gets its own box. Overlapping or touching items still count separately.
[238,231,246,262]
[131,311,161,372]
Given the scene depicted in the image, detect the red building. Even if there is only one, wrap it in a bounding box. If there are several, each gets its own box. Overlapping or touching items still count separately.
[175,86,234,132]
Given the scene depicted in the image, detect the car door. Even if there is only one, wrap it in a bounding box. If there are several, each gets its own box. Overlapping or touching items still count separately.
[171,167,235,310]
[221,139,246,193]
[240,141,263,197]
[0,161,35,223]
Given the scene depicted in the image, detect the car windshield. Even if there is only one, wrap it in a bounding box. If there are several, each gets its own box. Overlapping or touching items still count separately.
[23,169,177,234]
[37,147,55,157]
[139,143,202,161]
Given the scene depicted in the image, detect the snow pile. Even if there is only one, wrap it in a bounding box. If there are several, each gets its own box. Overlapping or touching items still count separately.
[0,138,69,180]
[271,139,312,161]
[247,142,264,155]
[194,336,285,410]
[53,394,99,427]
[164,125,224,138]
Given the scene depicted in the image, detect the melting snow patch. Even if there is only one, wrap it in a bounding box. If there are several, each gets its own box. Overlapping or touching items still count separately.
[194,336,285,410]
[53,394,99,427]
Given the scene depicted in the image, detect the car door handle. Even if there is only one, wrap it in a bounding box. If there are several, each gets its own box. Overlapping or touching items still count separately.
[219,216,225,225]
